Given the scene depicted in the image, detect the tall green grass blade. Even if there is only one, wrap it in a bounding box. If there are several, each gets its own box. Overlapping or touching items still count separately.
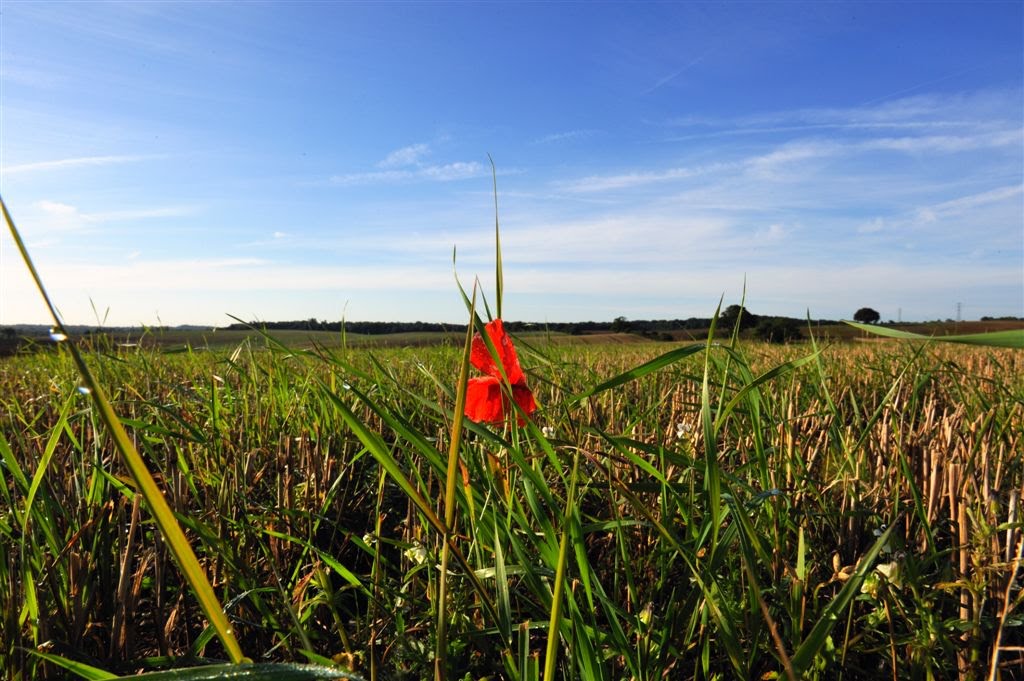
[713,350,822,431]
[2,197,247,664]
[493,518,513,646]
[435,289,477,681]
[790,524,896,674]
[21,391,73,542]
[489,154,503,320]
[723,482,795,680]
[571,344,705,401]
[27,651,117,680]
[844,321,1024,347]
[543,451,581,681]
[260,528,370,597]
[0,429,29,495]
[701,301,723,556]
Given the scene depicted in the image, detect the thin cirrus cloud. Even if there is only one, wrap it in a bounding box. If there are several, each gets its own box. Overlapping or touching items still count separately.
[554,162,733,193]
[923,184,1024,216]
[4,257,454,294]
[857,184,1024,234]
[14,200,196,242]
[555,127,1021,195]
[328,162,485,185]
[532,129,601,145]
[377,143,431,168]
[2,154,157,175]
[665,90,1020,136]
[329,143,486,185]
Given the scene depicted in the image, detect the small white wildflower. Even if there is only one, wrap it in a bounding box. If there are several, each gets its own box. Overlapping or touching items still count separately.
[875,560,901,588]
[542,426,556,439]
[404,542,427,565]
[872,526,892,554]
[675,422,691,441]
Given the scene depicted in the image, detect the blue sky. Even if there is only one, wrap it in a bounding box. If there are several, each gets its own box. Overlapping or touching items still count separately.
[2,1,1021,326]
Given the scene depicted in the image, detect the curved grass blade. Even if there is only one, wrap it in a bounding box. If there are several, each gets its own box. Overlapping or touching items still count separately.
[843,320,1024,348]
[111,662,364,679]
[2,196,247,664]
[713,349,822,431]
[27,651,117,680]
[571,344,705,402]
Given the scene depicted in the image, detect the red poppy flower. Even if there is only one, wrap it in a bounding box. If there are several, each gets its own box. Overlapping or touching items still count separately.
[464,318,537,425]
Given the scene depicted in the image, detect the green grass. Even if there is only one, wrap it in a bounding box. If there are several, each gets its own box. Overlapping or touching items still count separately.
[2,335,1022,680]
[4,193,1023,681]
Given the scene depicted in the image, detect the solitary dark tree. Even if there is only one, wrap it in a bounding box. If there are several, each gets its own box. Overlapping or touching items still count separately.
[719,304,758,330]
[853,307,881,324]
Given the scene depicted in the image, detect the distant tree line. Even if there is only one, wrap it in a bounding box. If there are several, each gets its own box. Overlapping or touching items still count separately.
[222,309,841,344]
[221,317,720,335]
[712,305,837,344]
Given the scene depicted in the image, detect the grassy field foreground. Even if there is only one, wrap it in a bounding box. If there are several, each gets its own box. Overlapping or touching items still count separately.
[1,335,1022,680]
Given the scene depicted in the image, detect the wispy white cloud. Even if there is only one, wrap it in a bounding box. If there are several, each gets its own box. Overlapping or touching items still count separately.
[533,129,601,145]
[329,161,485,186]
[2,155,155,175]
[21,200,195,237]
[419,162,485,181]
[857,185,1023,235]
[665,89,1021,136]
[88,206,197,222]
[326,140,493,185]
[858,217,887,234]
[754,223,791,242]
[378,143,431,168]
[554,138,840,193]
[641,47,714,95]
[554,162,731,193]
[664,121,978,143]
[556,124,1021,194]
[5,257,452,293]
[860,129,1022,154]
[922,184,1024,217]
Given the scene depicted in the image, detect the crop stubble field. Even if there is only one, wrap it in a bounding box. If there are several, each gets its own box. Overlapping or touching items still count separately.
[1,333,1022,680]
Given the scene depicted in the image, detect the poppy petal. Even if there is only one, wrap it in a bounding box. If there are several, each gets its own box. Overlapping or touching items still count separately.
[511,384,537,425]
[470,332,499,377]
[470,318,526,385]
[464,376,505,424]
